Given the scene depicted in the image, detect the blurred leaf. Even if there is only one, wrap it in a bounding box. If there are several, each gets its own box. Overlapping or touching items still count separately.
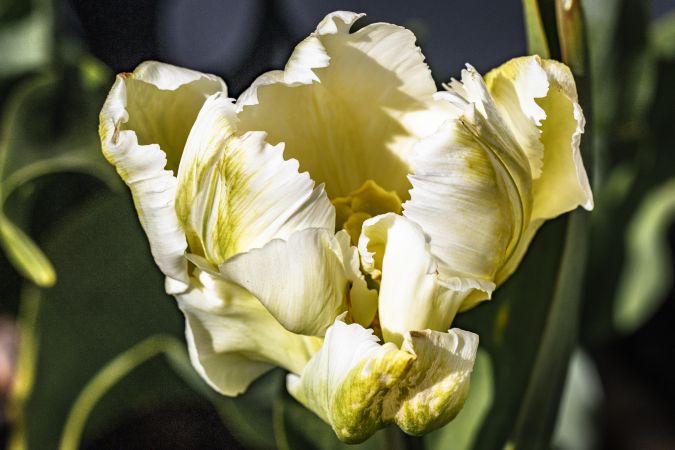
[522,0,550,57]
[651,9,675,59]
[0,212,54,286]
[555,0,585,73]
[59,334,189,450]
[5,285,40,450]
[552,349,603,450]
[272,381,387,450]
[614,177,675,333]
[454,213,585,449]
[0,61,119,286]
[510,211,589,448]
[14,191,193,449]
[0,0,51,80]
[427,350,494,450]
[580,0,667,344]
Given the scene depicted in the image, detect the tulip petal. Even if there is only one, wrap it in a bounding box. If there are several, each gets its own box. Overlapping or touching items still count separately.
[220,228,350,336]
[99,61,226,292]
[174,93,334,266]
[177,268,322,396]
[287,316,479,442]
[287,316,414,443]
[359,213,489,344]
[237,12,446,200]
[483,56,593,284]
[334,230,379,328]
[393,328,479,435]
[485,56,593,221]
[404,66,533,296]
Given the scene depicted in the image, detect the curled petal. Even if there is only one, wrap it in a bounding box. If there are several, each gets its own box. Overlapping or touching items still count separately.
[219,228,350,336]
[237,11,447,200]
[287,316,414,443]
[177,268,321,396]
[287,316,479,442]
[485,56,593,221]
[174,93,334,266]
[99,61,226,292]
[334,230,378,328]
[393,328,478,435]
[359,213,488,343]
[404,67,533,298]
[484,56,593,283]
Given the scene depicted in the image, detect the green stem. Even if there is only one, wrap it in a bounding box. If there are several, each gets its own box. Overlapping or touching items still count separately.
[384,427,425,450]
[58,335,184,450]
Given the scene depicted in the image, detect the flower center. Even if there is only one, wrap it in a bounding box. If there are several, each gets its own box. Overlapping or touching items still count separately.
[331,180,402,245]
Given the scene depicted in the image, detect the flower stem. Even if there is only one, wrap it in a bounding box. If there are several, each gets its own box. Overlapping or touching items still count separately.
[384,427,426,450]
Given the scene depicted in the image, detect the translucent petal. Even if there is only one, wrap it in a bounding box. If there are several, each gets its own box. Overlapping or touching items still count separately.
[99,61,226,292]
[237,12,447,200]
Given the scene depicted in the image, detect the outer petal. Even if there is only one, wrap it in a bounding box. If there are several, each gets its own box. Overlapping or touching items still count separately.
[392,329,478,435]
[485,56,593,221]
[287,316,479,442]
[484,56,593,283]
[287,316,414,443]
[219,228,350,336]
[174,93,334,266]
[404,66,532,299]
[177,268,322,396]
[359,213,488,344]
[237,12,448,200]
[99,61,226,292]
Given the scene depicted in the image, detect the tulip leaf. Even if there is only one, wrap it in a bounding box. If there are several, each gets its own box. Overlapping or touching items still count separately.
[0,64,120,286]
[13,192,211,449]
[0,212,55,287]
[59,334,190,450]
[11,190,284,449]
[521,0,550,57]
[0,0,51,79]
[614,177,675,333]
[454,214,578,449]
[509,211,590,447]
[552,349,603,450]
[650,9,675,59]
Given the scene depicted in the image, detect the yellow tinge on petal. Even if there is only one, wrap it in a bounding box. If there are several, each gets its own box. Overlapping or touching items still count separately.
[288,316,478,443]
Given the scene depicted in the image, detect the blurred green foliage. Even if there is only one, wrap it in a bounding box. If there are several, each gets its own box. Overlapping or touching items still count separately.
[1,0,673,449]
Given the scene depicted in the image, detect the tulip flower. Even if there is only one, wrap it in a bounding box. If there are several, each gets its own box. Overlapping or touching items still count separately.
[99,10,592,443]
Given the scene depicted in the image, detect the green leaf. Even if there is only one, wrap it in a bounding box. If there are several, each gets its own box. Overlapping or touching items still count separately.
[427,350,494,450]
[0,212,54,286]
[453,214,579,449]
[614,177,675,333]
[555,0,585,74]
[552,349,603,450]
[522,0,551,57]
[59,334,190,450]
[14,191,193,449]
[650,9,675,59]
[510,211,589,448]
[0,0,51,80]
[0,62,120,286]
